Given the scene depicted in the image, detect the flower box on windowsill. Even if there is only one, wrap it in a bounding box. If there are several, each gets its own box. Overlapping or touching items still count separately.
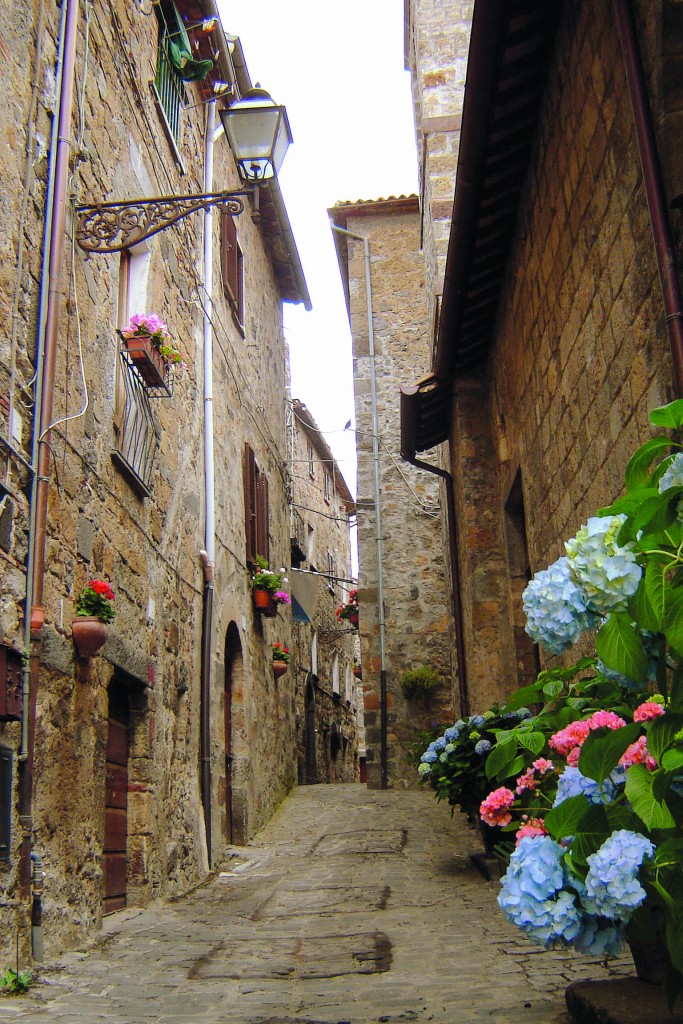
[119,332,172,397]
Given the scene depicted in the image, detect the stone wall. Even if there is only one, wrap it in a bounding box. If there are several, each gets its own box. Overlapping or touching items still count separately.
[330,199,456,789]
[0,0,299,961]
[447,1,678,706]
[288,401,359,786]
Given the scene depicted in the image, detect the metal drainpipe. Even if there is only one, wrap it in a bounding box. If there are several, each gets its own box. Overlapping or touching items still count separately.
[199,101,218,867]
[330,225,387,788]
[406,457,469,718]
[613,0,683,396]
[19,0,79,902]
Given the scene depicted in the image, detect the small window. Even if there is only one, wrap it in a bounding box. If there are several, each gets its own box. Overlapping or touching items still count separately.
[307,440,315,478]
[323,468,331,504]
[152,3,188,155]
[331,653,340,695]
[222,212,244,329]
[327,550,335,596]
[244,444,269,564]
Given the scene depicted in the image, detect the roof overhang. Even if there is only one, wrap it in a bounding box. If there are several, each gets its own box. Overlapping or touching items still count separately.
[400,0,564,459]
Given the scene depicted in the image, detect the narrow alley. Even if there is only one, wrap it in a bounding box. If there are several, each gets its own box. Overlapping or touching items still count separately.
[3,786,632,1024]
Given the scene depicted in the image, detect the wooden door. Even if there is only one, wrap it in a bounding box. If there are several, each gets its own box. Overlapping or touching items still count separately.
[224,671,233,844]
[103,686,128,914]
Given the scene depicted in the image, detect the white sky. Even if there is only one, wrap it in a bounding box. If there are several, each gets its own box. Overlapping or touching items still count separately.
[218,0,419,496]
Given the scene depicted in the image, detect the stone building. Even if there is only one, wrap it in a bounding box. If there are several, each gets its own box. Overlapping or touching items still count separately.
[0,0,308,961]
[399,1,683,712]
[329,199,456,790]
[288,399,360,785]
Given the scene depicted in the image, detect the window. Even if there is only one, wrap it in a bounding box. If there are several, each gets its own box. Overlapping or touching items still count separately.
[331,653,340,695]
[323,467,331,504]
[244,444,269,564]
[307,523,316,571]
[327,549,335,596]
[310,632,318,676]
[112,249,160,497]
[152,3,188,155]
[307,440,315,478]
[222,212,244,329]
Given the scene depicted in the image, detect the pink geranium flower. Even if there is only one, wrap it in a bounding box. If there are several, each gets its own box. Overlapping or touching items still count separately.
[550,712,626,761]
[633,701,665,723]
[515,757,555,795]
[480,787,515,827]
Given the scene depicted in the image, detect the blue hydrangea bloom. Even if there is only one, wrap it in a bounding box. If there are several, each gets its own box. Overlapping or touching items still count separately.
[523,556,600,654]
[420,748,438,764]
[553,767,618,808]
[433,736,447,752]
[659,453,683,493]
[475,739,491,755]
[565,516,642,614]
[574,917,625,957]
[582,831,654,923]
[498,837,583,947]
[502,707,532,721]
[469,715,485,728]
[444,721,465,742]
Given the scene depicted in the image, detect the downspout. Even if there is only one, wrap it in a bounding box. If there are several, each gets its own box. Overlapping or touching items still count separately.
[613,0,683,396]
[20,0,79,900]
[330,225,388,788]
[199,100,218,867]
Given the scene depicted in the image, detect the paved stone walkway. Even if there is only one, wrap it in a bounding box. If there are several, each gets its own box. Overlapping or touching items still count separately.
[2,785,634,1024]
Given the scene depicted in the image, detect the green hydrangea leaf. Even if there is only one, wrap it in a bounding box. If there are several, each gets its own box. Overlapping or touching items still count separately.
[571,805,611,866]
[648,714,683,762]
[595,613,648,682]
[543,794,591,841]
[661,747,683,771]
[650,399,683,429]
[484,738,517,781]
[578,723,641,783]
[542,678,564,699]
[630,561,667,632]
[626,438,675,490]
[625,763,676,829]
[502,682,544,711]
[518,731,546,755]
[663,586,683,657]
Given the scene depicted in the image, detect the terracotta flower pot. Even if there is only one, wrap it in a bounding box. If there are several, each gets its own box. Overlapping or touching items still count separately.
[72,616,109,658]
[122,333,168,388]
[273,660,288,679]
[253,589,278,617]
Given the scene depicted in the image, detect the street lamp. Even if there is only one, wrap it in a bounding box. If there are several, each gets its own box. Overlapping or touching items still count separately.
[218,85,292,183]
[75,83,291,254]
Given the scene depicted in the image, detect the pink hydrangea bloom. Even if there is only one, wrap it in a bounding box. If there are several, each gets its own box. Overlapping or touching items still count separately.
[633,701,665,723]
[587,710,627,731]
[515,817,548,845]
[480,787,515,827]
[550,713,626,760]
[549,720,591,756]
[619,735,657,771]
[515,758,555,795]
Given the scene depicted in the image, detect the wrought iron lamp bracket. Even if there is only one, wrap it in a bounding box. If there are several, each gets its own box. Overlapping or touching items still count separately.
[75,188,252,254]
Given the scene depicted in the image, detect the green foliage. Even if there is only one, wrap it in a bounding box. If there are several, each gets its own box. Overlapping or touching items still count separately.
[0,967,32,996]
[400,665,440,700]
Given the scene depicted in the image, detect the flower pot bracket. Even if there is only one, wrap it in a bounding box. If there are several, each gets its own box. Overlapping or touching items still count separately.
[118,331,173,397]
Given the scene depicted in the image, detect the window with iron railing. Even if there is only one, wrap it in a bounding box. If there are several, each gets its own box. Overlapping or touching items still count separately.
[153,7,188,155]
[111,351,161,498]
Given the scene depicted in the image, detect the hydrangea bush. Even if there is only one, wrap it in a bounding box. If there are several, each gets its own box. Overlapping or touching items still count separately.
[417,401,683,998]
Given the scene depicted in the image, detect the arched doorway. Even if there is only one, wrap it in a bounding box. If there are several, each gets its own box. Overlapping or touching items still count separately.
[304,675,317,784]
[224,622,243,844]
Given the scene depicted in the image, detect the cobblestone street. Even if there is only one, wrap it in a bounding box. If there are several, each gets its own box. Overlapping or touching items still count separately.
[2,785,633,1024]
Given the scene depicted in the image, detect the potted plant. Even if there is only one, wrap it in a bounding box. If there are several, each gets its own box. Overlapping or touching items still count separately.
[336,589,359,628]
[272,643,290,679]
[401,664,440,700]
[72,579,115,658]
[250,555,290,617]
[120,313,185,389]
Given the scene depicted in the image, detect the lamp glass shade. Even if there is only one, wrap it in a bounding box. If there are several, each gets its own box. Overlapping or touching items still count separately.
[220,88,293,182]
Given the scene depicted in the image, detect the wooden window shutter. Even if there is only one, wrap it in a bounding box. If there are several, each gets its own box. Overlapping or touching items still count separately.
[244,444,257,563]
[222,212,239,304]
[256,471,269,564]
